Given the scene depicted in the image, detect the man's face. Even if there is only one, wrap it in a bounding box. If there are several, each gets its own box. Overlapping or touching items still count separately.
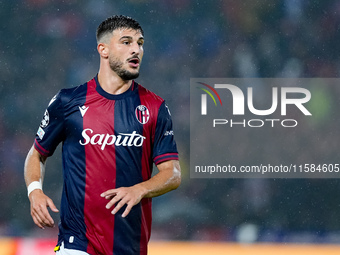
[107,28,144,81]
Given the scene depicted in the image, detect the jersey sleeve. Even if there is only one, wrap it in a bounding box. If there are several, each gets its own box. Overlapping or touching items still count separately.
[153,101,179,165]
[34,91,65,157]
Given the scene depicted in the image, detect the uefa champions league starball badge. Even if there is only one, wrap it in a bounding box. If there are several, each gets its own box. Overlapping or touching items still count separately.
[40,110,49,128]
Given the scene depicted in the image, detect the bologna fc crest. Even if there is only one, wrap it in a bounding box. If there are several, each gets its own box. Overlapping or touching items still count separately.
[135,105,150,124]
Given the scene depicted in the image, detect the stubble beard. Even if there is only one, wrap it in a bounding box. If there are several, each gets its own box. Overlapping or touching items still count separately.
[109,55,140,81]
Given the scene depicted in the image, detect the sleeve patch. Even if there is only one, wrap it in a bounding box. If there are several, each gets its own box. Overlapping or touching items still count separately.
[37,127,45,140]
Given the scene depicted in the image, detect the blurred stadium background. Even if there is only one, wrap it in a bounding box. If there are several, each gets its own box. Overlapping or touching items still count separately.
[1,0,340,254]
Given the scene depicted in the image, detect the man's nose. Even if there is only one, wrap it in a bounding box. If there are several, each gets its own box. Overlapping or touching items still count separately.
[131,42,141,55]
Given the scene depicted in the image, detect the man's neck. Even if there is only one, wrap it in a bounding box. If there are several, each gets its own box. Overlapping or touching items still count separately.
[97,69,132,95]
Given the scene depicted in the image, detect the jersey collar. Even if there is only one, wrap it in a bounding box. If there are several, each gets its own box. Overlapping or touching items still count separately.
[94,75,137,100]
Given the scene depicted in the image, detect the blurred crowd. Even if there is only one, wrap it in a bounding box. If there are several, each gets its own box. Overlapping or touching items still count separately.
[1,0,340,243]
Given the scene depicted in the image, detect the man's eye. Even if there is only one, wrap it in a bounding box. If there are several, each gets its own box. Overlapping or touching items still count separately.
[123,41,129,45]
[138,42,144,46]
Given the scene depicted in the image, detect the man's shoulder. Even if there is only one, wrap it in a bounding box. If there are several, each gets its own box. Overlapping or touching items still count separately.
[58,82,88,103]
[136,82,164,105]
[60,82,87,97]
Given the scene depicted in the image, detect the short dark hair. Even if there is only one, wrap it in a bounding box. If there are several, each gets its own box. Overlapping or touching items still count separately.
[96,15,144,42]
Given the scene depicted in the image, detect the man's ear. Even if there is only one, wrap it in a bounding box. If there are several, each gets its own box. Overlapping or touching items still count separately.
[97,43,109,58]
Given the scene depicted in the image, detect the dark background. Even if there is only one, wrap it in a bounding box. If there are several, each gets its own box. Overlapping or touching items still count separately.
[1,0,340,243]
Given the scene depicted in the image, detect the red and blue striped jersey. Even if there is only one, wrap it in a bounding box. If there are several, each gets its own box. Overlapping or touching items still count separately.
[34,76,179,255]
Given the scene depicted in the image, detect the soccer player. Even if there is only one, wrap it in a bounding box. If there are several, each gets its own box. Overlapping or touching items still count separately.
[24,15,181,255]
